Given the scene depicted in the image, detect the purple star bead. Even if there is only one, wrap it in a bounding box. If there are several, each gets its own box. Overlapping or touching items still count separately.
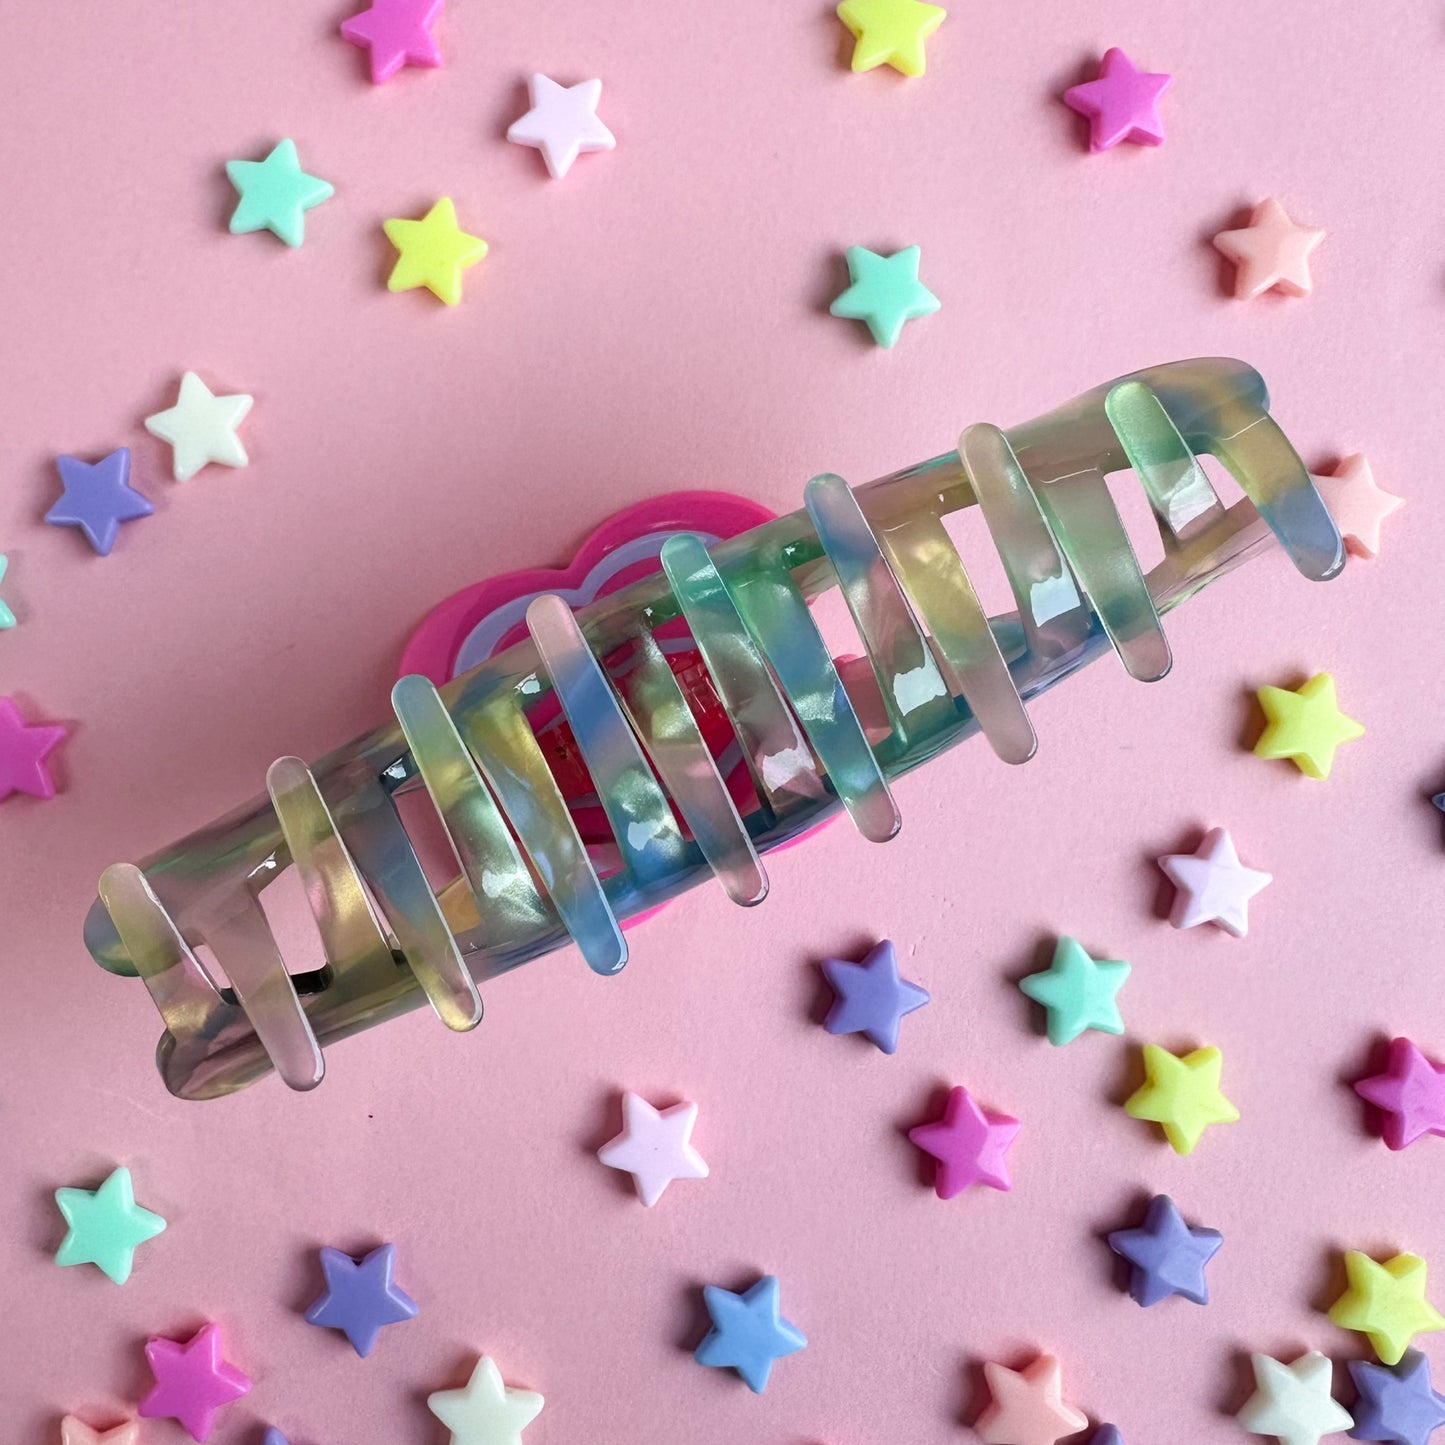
[1063,47,1173,152]
[820,939,930,1054]
[304,1242,418,1357]
[263,1432,290,1445]
[1348,1350,1445,1445]
[1108,1195,1222,1306]
[46,449,153,556]
[1091,1429,1124,1445]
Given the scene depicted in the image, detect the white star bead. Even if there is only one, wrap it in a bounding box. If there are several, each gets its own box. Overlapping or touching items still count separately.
[428,1355,543,1445]
[507,75,615,179]
[145,371,253,482]
[1237,1351,1353,1445]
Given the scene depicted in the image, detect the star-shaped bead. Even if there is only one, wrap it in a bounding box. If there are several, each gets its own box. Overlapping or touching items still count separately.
[1063,48,1173,152]
[1019,936,1128,1046]
[830,245,940,348]
[1125,1043,1238,1155]
[835,0,946,77]
[54,1166,166,1285]
[1157,826,1271,938]
[694,1275,806,1393]
[974,1353,1088,1445]
[1237,1351,1353,1445]
[138,1323,251,1441]
[145,373,253,483]
[1108,1194,1223,1306]
[908,1084,1019,1198]
[428,1355,543,1444]
[1356,1039,1445,1151]
[304,1242,418,1356]
[1349,1350,1445,1445]
[1090,1429,1124,1445]
[262,1431,289,1445]
[340,0,442,84]
[383,198,487,306]
[0,697,66,803]
[820,939,930,1053]
[507,75,615,180]
[60,1417,141,1445]
[1310,455,1403,561]
[1328,1251,1445,1366]
[597,1092,709,1206]
[46,449,153,555]
[1213,198,1325,300]
[226,139,334,248]
[1253,672,1363,780]
[0,556,14,629]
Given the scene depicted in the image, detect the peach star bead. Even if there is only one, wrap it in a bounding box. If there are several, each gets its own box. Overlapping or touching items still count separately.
[1311,455,1403,560]
[61,1419,141,1445]
[1213,198,1325,300]
[975,1354,1089,1445]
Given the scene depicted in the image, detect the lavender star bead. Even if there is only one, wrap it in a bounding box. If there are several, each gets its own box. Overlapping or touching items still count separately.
[1108,1195,1222,1306]
[1349,1351,1445,1445]
[1090,1429,1124,1445]
[46,449,153,556]
[263,1431,290,1445]
[820,939,930,1054]
[304,1242,418,1356]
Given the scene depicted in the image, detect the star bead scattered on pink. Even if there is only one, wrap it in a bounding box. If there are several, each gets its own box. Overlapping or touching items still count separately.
[1158,826,1271,938]
[975,1353,1089,1445]
[507,74,616,180]
[339,0,443,84]
[597,1092,709,1207]
[1062,48,1172,152]
[1311,454,1403,560]
[1212,197,1325,300]
[0,697,66,803]
[138,1323,251,1442]
[1356,1038,1445,1151]
[60,1418,141,1445]
[908,1084,1018,1199]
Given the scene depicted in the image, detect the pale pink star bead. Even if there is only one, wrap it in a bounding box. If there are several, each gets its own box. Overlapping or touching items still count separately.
[975,1354,1089,1445]
[1158,826,1272,938]
[597,1092,708,1206]
[1212,198,1325,299]
[507,74,615,180]
[1311,455,1403,560]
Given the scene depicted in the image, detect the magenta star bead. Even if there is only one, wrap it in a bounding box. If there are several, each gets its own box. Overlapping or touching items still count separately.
[0,697,66,803]
[339,0,443,84]
[138,1323,251,1441]
[1063,48,1173,152]
[908,1085,1019,1199]
[1356,1038,1445,1150]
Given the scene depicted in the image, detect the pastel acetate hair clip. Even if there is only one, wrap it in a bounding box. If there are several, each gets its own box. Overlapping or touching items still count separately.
[85,358,1344,1100]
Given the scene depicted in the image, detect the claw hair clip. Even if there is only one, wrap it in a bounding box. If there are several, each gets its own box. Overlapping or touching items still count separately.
[86,358,1344,1099]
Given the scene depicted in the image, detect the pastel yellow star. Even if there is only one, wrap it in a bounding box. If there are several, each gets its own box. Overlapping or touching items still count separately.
[836,0,946,77]
[1254,672,1364,780]
[383,197,488,306]
[1125,1044,1239,1155]
[1328,1251,1445,1365]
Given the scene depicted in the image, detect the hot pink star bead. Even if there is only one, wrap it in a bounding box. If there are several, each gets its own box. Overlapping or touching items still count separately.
[1311,454,1403,560]
[138,1323,251,1442]
[0,697,66,803]
[339,0,443,84]
[975,1353,1089,1445]
[1356,1038,1445,1150]
[908,1084,1018,1199]
[1063,48,1172,152]
[1213,197,1325,299]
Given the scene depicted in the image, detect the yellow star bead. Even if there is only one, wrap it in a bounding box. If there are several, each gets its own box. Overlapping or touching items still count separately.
[1253,672,1363,780]
[1328,1251,1445,1365]
[383,197,488,306]
[836,0,946,77]
[1124,1044,1239,1155]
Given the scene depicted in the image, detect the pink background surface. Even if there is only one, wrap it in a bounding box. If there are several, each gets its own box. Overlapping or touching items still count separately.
[2,1,1444,1441]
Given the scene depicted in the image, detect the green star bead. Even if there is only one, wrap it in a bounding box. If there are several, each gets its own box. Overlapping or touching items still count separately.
[1018,936,1130,1046]
[226,138,334,247]
[0,556,14,629]
[829,244,941,348]
[54,1166,167,1284]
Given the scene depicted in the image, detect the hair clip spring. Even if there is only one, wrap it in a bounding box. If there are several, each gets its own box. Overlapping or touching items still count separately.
[85,357,1344,1100]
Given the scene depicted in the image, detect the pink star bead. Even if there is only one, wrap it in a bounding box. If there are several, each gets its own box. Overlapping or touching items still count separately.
[1212,197,1325,299]
[1063,48,1172,152]
[339,0,443,84]
[507,74,616,180]
[596,1092,709,1207]
[60,1418,140,1445]
[1157,826,1271,938]
[0,696,66,803]
[1356,1038,1445,1150]
[1311,455,1403,560]
[975,1353,1089,1445]
[908,1085,1018,1199]
[138,1323,251,1442]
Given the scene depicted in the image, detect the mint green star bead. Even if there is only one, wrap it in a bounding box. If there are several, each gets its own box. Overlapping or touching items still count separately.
[829,244,941,348]
[0,556,15,630]
[226,139,334,247]
[1018,936,1130,1046]
[54,1166,167,1284]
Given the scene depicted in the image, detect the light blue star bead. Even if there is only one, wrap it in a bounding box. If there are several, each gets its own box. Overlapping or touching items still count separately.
[829,244,941,348]
[694,1275,806,1392]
